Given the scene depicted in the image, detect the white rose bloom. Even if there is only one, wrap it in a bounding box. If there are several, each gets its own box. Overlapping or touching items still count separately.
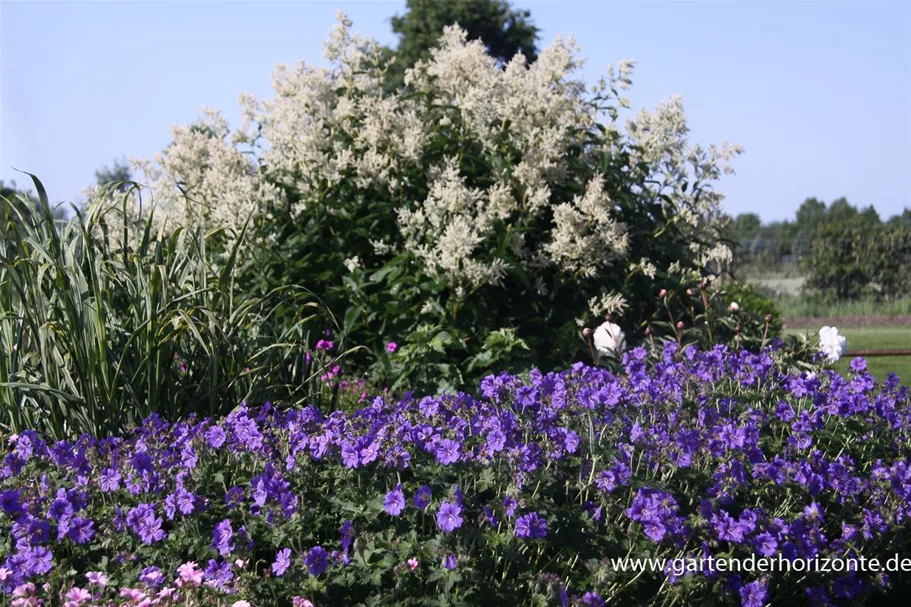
[593,321,625,356]
[728,302,739,312]
[818,326,847,363]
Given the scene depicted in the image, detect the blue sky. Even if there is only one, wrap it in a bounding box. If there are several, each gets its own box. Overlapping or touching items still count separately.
[1,0,909,221]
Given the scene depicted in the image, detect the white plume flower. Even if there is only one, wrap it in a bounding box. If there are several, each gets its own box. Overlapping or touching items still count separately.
[116,12,740,287]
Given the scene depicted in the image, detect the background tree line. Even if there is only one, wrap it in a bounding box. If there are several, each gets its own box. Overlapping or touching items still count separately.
[729,197,911,300]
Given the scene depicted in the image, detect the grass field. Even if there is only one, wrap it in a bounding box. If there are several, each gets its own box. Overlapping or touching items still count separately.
[786,326,911,382]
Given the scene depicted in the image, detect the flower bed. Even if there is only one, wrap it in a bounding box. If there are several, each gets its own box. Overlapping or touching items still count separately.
[1,344,910,606]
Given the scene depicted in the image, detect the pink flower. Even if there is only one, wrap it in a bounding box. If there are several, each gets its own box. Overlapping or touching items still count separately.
[0,567,11,581]
[85,571,108,587]
[293,598,315,607]
[176,561,203,587]
[64,588,92,604]
[407,557,419,572]
[12,584,35,598]
[232,602,253,607]
[386,341,398,353]
[118,588,148,602]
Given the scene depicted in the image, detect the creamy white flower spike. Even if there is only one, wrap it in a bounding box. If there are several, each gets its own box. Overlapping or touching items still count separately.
[103,12,739,286]
[593,321,625,356]
[818,326,848,364]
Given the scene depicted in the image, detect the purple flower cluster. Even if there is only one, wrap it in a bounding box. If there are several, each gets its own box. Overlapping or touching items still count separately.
[0,344,909,606]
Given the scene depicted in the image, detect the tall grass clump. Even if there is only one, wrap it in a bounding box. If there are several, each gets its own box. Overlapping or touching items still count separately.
[0,175,351,439]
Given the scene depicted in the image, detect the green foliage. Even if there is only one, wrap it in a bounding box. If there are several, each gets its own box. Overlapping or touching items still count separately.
[723,282,783,332]
[385,0,539,89]
[0,176,351,439]
[638,280,793,358]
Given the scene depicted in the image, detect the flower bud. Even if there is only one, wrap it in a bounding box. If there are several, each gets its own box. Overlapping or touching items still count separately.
[659,289,668,298]
[675,321,684,330]
[764,314,773,322]
[582,327,592,337]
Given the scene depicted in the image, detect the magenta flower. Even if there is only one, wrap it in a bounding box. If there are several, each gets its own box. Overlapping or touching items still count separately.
[65,587,92,603]
[86,571,108,587]
[386,342,398,353]
[176,561,203,587]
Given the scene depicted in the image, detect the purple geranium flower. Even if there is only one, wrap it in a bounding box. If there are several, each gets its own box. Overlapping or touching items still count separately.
[206,426,227,449]
[272,548,292,577]
[305,546,328,576]
[436,439,460,465]
[99,468,121,493]
[24,546,52,576]
[204,559,233,589]
[340,520,355,552]
[139,566,165,587]
[383,485,406,516]
[515,512,548,539]
[212,519,234,557]
[413,485,432,510]
[739,580,768,607]
[753,532,777,557]
[436,502,463,533]
[65,517,95,544]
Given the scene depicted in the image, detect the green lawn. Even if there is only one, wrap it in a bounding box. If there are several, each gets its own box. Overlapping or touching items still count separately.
[785,326,911,383]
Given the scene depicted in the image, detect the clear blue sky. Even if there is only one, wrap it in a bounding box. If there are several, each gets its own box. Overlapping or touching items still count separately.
[2,0,909,222]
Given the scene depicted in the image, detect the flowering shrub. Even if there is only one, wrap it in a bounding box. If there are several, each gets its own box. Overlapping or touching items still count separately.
[2,344,910,605]
[90,13,745,394]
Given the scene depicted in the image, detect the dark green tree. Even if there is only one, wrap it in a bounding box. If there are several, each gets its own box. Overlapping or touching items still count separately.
[859,205,881,225]
[825,197,858,225]
[94,159,132,192]
[795,197,827,229]
[384,0,539,90]
[0,180,34,202]
[730,213,762,242]
[888,209,911,227]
